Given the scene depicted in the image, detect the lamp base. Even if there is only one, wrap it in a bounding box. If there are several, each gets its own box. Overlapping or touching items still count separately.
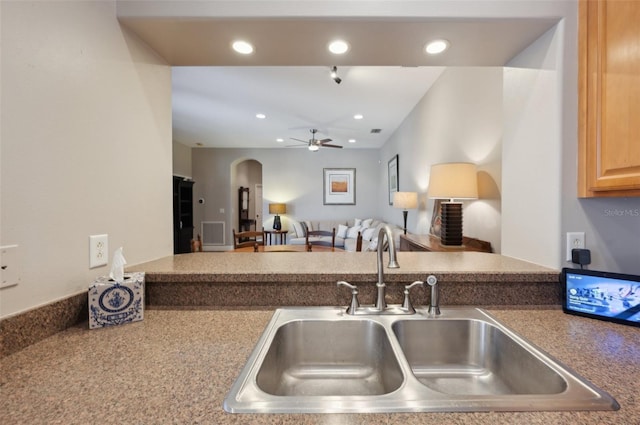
[402,210,408,235]
[440,202,463,246]
[273,215,282,231]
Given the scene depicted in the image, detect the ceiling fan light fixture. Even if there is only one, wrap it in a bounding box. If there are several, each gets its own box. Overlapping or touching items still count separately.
[328,40,350,55]
[308,144,320,152]
[232,40,254,55]
[425,39,450,55]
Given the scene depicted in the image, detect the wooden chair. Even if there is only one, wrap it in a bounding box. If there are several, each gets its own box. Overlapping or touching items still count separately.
[233,229,265,249]
[355,231,363,252]
[305,228,336,249]
[190,234,203,252]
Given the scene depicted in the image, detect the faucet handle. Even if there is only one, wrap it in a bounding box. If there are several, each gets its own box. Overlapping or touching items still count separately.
[337,281,360,315]
[402,281,424,313]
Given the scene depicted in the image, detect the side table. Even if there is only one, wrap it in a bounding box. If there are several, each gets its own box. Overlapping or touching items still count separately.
[264,230,288,245]
[399,234,492,253]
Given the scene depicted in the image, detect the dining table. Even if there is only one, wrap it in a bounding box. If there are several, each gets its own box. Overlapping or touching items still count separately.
[232,244,343,252]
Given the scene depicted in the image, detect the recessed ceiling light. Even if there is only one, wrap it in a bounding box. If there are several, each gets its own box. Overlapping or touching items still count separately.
[425,39,450,55]
[353,114,364,120]
[276,138,284,142]
[328,40,350,54]
[348,139,356,143]
[232,40,254,55]
[255,113,266,119]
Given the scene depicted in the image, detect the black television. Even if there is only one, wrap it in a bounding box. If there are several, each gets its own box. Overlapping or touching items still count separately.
[561,267,640,328]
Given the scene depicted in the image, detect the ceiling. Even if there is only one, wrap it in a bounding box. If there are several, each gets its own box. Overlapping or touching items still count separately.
[121,17,558,149]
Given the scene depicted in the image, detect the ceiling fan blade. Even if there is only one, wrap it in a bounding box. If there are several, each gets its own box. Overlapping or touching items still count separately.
[290,138,309,144]
[321,144,343,148]
[318,138,332,143]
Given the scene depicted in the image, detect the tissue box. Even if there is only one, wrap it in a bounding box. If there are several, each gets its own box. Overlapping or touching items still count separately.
[88,272,144,329]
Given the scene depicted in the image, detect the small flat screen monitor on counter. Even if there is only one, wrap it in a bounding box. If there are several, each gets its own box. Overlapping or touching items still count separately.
[562,268,640,328]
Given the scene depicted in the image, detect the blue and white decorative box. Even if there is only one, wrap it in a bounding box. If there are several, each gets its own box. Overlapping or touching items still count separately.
[88,272,145,329]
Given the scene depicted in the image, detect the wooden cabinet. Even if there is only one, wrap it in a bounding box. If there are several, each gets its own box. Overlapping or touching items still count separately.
[173,176,194,254]
[399,234,492,253]
[579,0,640,197]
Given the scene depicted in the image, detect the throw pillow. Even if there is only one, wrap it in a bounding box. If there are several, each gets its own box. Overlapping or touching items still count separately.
[366,238,378,251]
[291,221,304,238]
[337,224,348,239]
[346,225,362,239]
[303,220,313,235]
[362,218,374,229]
[362,227,376,241]
[354,218,363,227]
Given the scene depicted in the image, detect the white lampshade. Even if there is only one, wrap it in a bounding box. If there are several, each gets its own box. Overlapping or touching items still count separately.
[393,192,418,209]
[428,163,478,200]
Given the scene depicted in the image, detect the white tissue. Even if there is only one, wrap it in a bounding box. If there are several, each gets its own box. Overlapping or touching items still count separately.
[109,247,127,284]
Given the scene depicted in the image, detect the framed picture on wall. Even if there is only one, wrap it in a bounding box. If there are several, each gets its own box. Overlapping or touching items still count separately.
[323,168,356,205]
[388,154,399,205]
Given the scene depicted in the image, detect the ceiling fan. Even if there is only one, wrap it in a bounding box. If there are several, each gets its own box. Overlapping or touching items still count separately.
[289,129,343,151]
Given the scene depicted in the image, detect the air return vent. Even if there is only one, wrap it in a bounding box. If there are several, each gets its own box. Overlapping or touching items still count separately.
[202,221,225,245]
[370,128,382,134]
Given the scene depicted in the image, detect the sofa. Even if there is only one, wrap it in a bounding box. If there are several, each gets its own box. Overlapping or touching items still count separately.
[287,218,404,252]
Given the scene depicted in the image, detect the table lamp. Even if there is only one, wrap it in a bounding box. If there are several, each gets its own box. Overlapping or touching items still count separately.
[268,203,286,231]
[393,192,418,235]
[427,163,478,246]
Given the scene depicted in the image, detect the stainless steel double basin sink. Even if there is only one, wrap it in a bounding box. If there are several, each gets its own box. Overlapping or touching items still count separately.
[224,307,619,413]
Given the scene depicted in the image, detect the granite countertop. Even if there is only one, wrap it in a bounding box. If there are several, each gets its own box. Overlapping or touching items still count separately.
[129,251,559,283]
[1,307,638,424]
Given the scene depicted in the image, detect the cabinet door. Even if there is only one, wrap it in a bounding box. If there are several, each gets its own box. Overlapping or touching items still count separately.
[579,0,640,197]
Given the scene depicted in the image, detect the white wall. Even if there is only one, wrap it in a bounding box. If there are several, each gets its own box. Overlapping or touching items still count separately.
[502,25,563,267]
[0,1,173,318]
[379,67,503,253]
[172,141,192,179]
[192,148,380,246]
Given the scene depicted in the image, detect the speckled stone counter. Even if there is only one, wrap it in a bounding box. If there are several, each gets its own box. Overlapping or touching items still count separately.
[1,308,638,424]
[129,252,561,307]
[0,252,560,358]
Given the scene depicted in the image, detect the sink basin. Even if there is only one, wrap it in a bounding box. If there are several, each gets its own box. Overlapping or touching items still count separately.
[256,320,403,396]
[392,319,566,396]
[224,307,619,413]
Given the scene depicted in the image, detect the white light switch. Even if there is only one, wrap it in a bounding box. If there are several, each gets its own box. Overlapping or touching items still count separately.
[1,245,20,289]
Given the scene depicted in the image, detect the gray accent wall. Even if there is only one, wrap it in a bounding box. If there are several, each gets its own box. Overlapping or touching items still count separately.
[191,148,381,246]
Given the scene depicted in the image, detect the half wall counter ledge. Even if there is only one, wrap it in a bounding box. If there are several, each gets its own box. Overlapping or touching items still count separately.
[126,252,561,309]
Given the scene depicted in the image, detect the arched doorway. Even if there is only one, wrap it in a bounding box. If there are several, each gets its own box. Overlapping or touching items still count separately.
[230,159,263,235]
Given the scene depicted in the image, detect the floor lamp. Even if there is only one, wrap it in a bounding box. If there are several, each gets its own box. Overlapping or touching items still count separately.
[393,192,418,235]
[428,163,478,246]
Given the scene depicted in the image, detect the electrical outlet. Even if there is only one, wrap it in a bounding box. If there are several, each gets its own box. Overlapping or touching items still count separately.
[566,232,585,261]
[89,234,108,268]
[1,245,20,289]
